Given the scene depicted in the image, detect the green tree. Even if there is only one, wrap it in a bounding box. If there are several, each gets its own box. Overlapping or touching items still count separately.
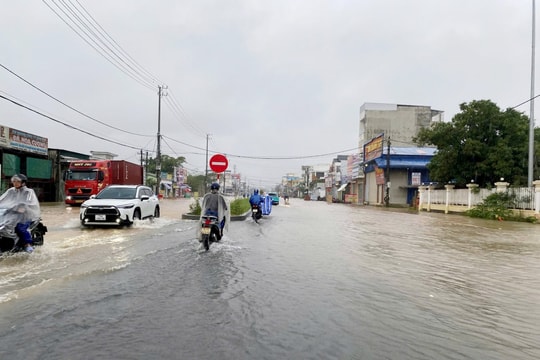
[413,100,531,187]
[146,155,186,176]
[187,174,206,194]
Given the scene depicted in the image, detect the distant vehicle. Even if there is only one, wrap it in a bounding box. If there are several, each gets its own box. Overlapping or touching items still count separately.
[268,192,279,205]
[79,185,160,227]
[64,160,143,205]
[311,187,326,201]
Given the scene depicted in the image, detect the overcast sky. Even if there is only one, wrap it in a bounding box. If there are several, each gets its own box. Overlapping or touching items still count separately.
[0,1,536,188]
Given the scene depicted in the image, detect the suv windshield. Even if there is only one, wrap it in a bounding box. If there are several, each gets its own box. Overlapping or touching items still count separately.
[97,187,137,199]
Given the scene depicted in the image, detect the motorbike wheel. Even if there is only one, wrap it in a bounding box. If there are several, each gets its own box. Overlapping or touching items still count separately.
[32,230,44,246]
[214,228,222,242]
[252,212,258,223]
[202,235,210,251]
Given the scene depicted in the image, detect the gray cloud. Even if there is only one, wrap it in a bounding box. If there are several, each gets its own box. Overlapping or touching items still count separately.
[0,0,534,187]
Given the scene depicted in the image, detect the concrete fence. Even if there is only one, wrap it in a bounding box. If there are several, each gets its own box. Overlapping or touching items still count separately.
[417,180,540,219]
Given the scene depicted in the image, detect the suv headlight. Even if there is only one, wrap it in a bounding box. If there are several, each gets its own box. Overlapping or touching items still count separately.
[116,203,135,209]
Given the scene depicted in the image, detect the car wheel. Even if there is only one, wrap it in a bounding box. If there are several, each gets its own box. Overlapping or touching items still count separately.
[153,206,160,218]
[133,209,141,221]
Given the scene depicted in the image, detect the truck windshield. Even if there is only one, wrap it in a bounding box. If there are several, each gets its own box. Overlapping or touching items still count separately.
[68,171,97,180]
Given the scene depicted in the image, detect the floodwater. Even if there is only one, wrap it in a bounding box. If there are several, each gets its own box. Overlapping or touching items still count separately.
[0,199,539,360]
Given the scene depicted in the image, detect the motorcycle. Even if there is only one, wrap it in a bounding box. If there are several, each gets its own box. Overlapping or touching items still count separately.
[251,203,262,223]
[199,214,222,251]
[0,207,47,254]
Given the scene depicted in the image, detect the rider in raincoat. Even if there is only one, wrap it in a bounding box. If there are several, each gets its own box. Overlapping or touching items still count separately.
[199,182,229,238]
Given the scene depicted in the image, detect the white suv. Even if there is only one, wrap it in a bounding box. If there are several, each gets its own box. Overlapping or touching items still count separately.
[80,185,160,226]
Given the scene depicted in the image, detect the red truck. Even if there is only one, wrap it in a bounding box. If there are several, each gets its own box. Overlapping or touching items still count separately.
[64,160,143,205]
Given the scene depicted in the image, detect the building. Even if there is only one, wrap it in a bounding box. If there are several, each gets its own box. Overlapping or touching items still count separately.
[364,146,436,206]
[0,124,54,200]
[326,155,349,202]
[352,103,443,205]
[359,102,443,149]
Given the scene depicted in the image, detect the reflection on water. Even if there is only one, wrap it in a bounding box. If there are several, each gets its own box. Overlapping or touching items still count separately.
[0,200,539,359]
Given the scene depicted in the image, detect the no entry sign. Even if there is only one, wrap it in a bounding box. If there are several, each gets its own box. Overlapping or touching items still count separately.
[209,153,228,173]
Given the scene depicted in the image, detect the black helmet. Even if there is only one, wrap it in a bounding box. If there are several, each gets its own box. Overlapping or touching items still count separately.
[210,183,220,190]
[11,174,27,184]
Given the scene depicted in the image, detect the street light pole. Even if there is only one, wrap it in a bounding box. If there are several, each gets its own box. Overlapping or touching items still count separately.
[529,0,536,186]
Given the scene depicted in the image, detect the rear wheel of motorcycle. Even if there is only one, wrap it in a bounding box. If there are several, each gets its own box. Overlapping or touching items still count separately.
[203,235,210,251]
[32,230,44,246]
[213,229,221,242]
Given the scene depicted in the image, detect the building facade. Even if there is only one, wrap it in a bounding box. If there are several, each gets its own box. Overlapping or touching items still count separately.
[353,103,443,206]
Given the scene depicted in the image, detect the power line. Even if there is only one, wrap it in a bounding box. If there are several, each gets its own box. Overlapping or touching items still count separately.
[43,0,212,144]
[163,91,207,138]
[73,0,163,85]
[222,147,360,160]
[0,62,154,137]
[0,93,153,152]
[511,93,540,110]
[42,0,155,91]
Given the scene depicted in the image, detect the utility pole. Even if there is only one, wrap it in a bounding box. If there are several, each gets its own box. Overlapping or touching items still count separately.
[145,151,149,186]
[529,0,536,187]
[156,85,167,195]
[140,149,144,185]
[204,134,209,193]
[385,137,391,207]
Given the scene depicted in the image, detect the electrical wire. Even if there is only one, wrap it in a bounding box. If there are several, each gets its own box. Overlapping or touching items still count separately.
[0,93,152,152]
[73,0,163,85]
[42,0,155,91]
[0,62,154,137]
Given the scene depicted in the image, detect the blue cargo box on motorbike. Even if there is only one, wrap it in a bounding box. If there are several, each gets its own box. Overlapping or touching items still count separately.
[261,196,272,215]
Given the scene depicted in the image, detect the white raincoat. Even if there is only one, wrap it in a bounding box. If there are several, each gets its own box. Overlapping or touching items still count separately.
[196,193,230,240]
[0,185,40,231]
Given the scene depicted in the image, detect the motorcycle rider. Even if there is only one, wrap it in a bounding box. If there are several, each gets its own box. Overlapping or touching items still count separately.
[249,189,263,219]
[201,182,229,237]
[249,189,262,207]
[0,174,40,253]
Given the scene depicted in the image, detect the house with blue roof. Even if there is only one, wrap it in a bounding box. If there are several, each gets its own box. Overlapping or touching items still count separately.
[364,146,437,206]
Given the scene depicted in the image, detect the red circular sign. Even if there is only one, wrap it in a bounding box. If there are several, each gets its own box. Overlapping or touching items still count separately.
[209,154,228,173]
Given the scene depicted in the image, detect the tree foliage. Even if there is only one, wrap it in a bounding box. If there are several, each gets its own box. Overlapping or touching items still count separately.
[187,174,206,194]
[413,100,534,187]
[146,155,186,175]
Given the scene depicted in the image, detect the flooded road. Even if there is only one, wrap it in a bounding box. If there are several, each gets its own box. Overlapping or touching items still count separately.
[1,199,539,359]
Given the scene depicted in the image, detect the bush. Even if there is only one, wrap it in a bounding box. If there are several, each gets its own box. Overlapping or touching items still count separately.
[230,198,250,215]
[466,192,537,223]
[188,197,250,216]
[189,198,201,215]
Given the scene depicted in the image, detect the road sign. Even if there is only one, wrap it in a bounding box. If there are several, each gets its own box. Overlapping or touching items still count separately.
[209,153,228,173]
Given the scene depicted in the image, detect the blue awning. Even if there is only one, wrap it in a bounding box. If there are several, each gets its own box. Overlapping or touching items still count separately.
[374,158,430,169]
